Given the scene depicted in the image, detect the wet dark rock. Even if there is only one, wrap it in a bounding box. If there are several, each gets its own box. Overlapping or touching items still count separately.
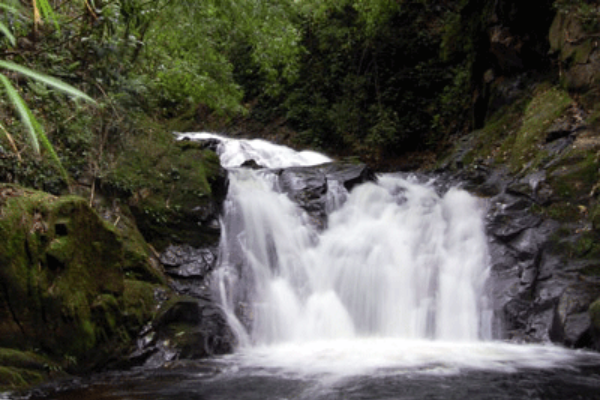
[127,296,235,368]
[435,162,600,348]
[544,136,574,159]
[488,212,542,242]
[240,159,264,169]
[319,162,378,191]
[506,171,554,205]
[182,138,221,152]
[548,285,600,347]
[277,162,376,228]
[160,244,217,280]
[545,120,573,143]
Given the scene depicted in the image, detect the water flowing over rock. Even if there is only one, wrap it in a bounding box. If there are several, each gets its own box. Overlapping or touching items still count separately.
[436,166,600,348]
[179,133,493,346]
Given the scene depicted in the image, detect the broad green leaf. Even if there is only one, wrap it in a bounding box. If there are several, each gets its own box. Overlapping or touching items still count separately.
[0,61,95,103]
[0,21,16,46]
[0,73,40,153]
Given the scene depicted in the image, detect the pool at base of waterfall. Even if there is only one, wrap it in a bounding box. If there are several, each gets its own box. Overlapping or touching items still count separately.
[18,339,600,400]
[18,134,600,400]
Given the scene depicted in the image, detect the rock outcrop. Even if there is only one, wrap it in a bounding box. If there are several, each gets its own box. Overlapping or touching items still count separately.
[0,185,164,390]
[447,168,600,347]
[436,75,600,349]
[277,162,377,228]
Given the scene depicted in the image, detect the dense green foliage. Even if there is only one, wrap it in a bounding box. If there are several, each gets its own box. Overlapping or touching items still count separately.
[0,0,593,178]
[281,0,467,161]
[0,0,491,175]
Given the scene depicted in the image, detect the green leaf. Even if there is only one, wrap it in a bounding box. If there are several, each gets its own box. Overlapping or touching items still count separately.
[0,2,18,46]
[0,21,16,46]
[0,73,40,153]
[0,3,19,13]
[0,61,95,103]
[28,107,70,183]
[37,0,61,34]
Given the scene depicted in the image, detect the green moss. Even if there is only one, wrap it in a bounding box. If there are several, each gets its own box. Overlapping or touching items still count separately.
[445,83,567,173]
[0,348,47,371]
[108,124,214,197]
[509,85,572,171]
[581,264,600,276]
[590,203,600,230]
[0,184,163,379]
[106,124,224,249]
[573,39,594,64]
[572,231,598,258]
[121,280,160,330]
[444,97,526,169]
[548,151,599,200]
[589,297,600,331]
[534,202,581,222]
[0,366,45,391]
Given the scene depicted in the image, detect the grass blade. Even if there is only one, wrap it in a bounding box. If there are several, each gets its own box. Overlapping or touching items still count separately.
[0,73,40,153]
[37,0,61,33]
[0,61,95,103]
[0,3,19,13]
[28,107,70,184]
[0,21,16,46]
[0,122,22,161]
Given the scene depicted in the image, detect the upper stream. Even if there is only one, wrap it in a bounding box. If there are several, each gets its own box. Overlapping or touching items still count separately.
[19,133,600,400]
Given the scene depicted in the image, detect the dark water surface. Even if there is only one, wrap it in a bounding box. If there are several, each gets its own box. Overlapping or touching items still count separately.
[13,351,600,400]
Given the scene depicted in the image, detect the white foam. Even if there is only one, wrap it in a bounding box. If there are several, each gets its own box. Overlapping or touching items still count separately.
[180,133,600,380]
[224,339,600,378]
[176,132,331,168]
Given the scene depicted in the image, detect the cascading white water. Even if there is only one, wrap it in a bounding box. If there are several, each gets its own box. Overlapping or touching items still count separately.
[179,132,492,347]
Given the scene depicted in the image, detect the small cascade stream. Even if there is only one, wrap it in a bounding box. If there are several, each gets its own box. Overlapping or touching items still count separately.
[181,132,493,346]
[21,133,600,400]
[174,133,600,377]
[219,167,492,345]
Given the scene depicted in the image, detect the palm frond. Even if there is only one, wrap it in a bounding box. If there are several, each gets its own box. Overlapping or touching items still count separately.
[27,106,70,183]
[0,2,18,46]
[37,0,61,33]
[0,3,18,13]
[0,21,16,46]
[0,73,41,153]
[0,60,95,103]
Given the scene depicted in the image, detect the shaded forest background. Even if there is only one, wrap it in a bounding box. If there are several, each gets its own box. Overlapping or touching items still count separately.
[0,0,598,187]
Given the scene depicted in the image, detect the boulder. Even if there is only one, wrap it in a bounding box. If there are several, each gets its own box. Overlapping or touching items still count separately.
[107,129,228,251]
[277,162,376,228]
[0,185,164,390]
[128,296,235,367]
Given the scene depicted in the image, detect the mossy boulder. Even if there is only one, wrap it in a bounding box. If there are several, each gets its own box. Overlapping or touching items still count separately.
[0,185,165,391]
[132,295,235,366]
[106,127,227,251]
[0,348,63,391]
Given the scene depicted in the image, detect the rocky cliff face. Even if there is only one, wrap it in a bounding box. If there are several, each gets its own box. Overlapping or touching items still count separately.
[434,2,600,347]
[434,166,600,348]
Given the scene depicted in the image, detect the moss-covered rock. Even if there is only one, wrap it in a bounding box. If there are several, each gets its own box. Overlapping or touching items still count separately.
[0,348,63,391]
[0,185,166,391]
[106,126,227,251]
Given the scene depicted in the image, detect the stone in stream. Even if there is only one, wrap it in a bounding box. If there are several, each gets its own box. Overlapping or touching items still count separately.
[277,162,377,229]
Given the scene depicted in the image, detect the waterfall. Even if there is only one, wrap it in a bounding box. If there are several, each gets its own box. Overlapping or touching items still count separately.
[179,132,492,347]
